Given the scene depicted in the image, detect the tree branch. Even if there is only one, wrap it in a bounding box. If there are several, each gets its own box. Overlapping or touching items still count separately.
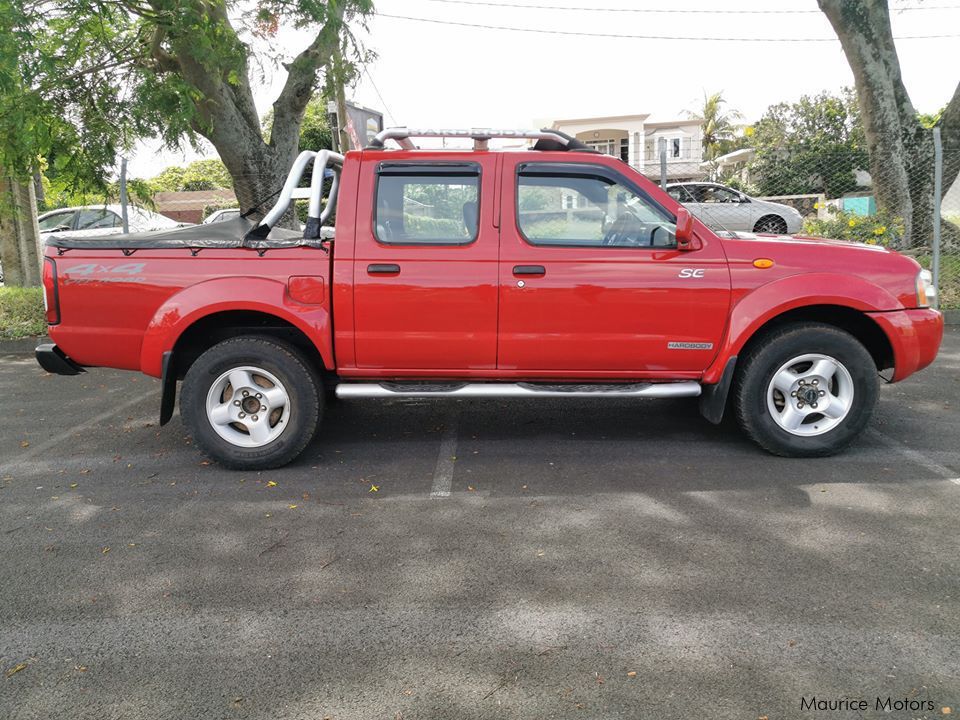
[270,5,345,161]
[148,25,179,73]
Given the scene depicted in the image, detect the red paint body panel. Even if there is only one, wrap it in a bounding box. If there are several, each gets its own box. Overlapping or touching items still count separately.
[45,148,942,388]
[867,309,944,381]
[497,153,730,372]
[350,151,499,370]
[50,251,332,377]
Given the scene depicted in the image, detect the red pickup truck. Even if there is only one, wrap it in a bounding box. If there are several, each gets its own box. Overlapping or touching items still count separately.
[37,128,943,470]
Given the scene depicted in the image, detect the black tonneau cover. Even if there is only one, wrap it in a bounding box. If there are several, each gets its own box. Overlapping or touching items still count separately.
[45,217,334,251]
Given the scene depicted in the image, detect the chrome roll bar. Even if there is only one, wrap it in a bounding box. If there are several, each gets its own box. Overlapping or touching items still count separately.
[247,149,344,240]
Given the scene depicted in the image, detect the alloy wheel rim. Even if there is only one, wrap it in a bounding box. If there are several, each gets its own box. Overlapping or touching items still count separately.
[205,366,291,448]
[766,353,854,437]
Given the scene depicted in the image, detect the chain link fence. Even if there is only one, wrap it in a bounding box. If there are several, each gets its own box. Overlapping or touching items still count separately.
[633,131,959,310]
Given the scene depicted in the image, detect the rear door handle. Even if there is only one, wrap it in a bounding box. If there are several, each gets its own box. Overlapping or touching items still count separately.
[367,263,400,275]
[513,265,545,276]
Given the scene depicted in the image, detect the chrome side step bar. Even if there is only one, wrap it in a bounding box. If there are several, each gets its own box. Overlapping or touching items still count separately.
[335,381,701,399]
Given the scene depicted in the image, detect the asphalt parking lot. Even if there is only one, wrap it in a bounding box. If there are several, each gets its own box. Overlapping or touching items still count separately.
[2,329,959,720]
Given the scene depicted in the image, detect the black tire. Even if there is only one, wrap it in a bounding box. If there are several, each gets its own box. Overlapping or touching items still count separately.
[733,323,878,457]
[180,336,322,470]
[753,215,788,234]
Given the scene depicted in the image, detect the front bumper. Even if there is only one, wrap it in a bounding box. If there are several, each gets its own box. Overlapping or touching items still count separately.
[36,343,85,376]
[867,308,943,382]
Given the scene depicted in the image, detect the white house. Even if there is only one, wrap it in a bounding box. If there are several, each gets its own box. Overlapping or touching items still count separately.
[546,113,705,181]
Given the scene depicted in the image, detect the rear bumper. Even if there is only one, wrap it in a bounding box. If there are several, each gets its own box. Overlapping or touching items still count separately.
[867,308,943,382]
[36,343,85,376]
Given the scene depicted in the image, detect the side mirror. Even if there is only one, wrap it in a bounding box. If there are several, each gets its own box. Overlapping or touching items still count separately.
[675,207,695,250]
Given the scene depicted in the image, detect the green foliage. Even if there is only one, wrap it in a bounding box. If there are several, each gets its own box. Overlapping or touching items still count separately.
[41,176,155,212]
[747,89,868,199]
[263,97,334,153]
[917,107,945,129]
[0,287,46,339]
[802,205,903,247]
[149,159,233,193]
[689,91,744,161]
[0,0,140,189]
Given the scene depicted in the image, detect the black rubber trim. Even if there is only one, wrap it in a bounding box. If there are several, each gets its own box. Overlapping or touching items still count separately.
[159,351,177,426]
[699,356,737,425]
[35,344,85,376]
[303,216,322,240]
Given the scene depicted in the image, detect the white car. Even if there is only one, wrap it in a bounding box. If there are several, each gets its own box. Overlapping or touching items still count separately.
[37,204,189,241]
[202,208,242,224]
[666,182,803,235]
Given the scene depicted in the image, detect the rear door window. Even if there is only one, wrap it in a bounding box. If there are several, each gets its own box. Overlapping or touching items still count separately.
[375,163,480,245]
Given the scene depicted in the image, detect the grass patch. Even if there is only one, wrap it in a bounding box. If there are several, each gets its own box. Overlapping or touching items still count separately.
[0,287,47,340]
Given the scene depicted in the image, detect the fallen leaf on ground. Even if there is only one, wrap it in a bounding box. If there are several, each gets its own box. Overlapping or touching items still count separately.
[266,481,277,487]
[19,441,29,448]
[288,504,298,509]
[101,547,110,554]
[5,662,27,677]
[627,671,637,677]
[369,485,379,492]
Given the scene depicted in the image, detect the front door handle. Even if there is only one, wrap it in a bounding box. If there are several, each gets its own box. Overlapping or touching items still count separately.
[513,265,545,276]
[367,263,400,275]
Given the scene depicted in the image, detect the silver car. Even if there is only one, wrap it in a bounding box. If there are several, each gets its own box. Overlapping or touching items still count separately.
[666,182,803,235]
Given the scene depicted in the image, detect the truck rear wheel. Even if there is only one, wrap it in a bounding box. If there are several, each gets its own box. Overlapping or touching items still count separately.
[733,323,878,457]
[180,336,322,470]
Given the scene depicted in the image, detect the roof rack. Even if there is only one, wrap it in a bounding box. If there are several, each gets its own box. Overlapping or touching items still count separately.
[367,127,595,152]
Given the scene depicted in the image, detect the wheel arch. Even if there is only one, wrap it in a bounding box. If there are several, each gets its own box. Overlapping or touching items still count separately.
[698,304,893,425]
[140,277,334,379]
[753,214,787,232]
[737,305,894,373]
[170,309,331,380]
[156,309,332,426]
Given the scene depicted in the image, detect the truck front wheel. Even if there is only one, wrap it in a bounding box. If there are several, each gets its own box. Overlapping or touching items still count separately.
[180,336,322,470]
[733,323,879,457]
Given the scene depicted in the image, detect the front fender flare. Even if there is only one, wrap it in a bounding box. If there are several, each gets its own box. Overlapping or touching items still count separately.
[139,277,334,378]
[702,272,901,384]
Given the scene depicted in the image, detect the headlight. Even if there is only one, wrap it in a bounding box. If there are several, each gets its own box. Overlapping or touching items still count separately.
[916,269,936,308]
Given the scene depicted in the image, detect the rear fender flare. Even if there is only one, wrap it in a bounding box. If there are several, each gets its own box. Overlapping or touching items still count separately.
[139,277,333,378]
[702,272,901,384]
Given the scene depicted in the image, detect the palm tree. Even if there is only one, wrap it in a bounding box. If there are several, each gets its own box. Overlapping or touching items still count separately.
[688,91,744,161]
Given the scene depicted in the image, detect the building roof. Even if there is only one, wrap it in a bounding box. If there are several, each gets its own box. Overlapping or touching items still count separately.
[550,113,651,127]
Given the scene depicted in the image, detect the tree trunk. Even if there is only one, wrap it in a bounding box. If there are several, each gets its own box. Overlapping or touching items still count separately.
[0,171,42,287]
[819,0,960,251]
[147,2,345,228]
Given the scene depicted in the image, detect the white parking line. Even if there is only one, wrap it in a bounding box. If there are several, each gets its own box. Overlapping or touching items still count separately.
[430,407,460,499]
[868,428,960,485]
[2,391,159,475]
